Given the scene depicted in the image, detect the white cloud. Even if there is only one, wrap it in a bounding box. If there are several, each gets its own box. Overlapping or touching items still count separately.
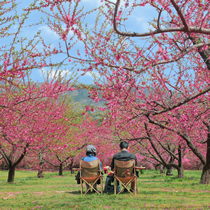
[39,25,74,40]
[82,0,116,6]
[61,24,74,37]
[39,67,102,80]
[135,17,153,31]
[85,71,101,78]
[142,22,152,31]
[82,0,102,6]
[39,26,59,40]
[136,17,144,22]
[40,68,74,79]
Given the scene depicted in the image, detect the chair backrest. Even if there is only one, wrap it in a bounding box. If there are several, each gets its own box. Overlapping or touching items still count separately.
[80,159,100,178]
[114,159,135,178]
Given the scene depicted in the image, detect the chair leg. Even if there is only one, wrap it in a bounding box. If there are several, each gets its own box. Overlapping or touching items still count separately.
[100,177,103,194]
[135,177,138,195]
[119,181,132,195]
[92,179,100,194]
[81,179,83,195]
[84,183,92,195]
[114,178,116,194]
[84,180,96,195]
[83,179,100,195]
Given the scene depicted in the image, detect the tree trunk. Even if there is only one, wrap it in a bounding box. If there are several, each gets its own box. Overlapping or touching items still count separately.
[200,165,210,184]
[177,145,184,178]
[69,161,74,174]
[200,128,210,184]
[160,164,164,174]
[1,143,28,183]
[166,166,173,176]
[37,151,45,178]
[1,160,6,170]
[177,166,184,178]
[8,166,15,182]
[71,168,74,174]
[166,155,174,176]
[59,163,63,176]
[154,164,160,171]
[38,169,44,178]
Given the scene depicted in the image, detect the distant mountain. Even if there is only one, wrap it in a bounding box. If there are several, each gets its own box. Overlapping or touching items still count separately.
[68,88,105,107]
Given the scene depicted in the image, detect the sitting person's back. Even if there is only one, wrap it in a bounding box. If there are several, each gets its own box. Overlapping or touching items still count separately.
[82,145,100,162]
[81,145,102,192]
[104,141,138,193]
[111,148,137,170]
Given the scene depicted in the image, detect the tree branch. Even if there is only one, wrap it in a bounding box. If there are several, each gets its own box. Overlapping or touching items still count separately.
[170,0,189,32]
[13,143,29,167]
[43,157,58,168]
[0,145,10,166]
[147,114,206,165]
[144,122,167,165]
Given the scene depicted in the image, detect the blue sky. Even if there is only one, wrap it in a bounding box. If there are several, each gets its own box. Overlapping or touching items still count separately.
[2,0,157,85]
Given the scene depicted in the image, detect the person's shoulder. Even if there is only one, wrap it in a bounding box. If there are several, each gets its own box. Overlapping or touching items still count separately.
[129,152,136,158]
[113,152,120,158]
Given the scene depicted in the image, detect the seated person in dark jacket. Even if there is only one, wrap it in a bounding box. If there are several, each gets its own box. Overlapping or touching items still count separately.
[104,141,138,193]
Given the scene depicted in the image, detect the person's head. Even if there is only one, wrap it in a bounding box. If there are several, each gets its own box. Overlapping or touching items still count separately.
[86,145,96,156]
[119,141,129,150]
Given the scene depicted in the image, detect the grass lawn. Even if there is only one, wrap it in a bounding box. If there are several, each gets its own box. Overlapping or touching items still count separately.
[0,169,210,209]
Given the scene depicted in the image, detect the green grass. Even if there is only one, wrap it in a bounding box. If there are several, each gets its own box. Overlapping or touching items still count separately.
[0,169,210,209]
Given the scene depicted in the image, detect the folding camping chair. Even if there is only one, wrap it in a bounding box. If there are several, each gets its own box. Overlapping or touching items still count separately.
[79,159,103,195]
[113,159,137,195]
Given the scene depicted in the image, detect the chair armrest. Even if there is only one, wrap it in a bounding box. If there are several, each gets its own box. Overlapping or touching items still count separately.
[73,168,82,171]
[134,166,145,170]
[134,166,145,174]
[107,168,115,176]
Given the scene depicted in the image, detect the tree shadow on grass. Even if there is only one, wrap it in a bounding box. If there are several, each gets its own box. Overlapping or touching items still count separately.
[66,190,81,195]
[67,190,106,195]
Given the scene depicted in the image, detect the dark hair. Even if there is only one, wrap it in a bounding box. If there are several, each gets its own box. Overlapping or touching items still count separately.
[86,151,96,156]
[120,141,128,149]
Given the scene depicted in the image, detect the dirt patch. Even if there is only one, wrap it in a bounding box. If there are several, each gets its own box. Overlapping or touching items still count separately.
[33,192,44,195]
[141,187,210,194]
[2,192,23,200]
[38,184,79,188]
[54,191,67,193]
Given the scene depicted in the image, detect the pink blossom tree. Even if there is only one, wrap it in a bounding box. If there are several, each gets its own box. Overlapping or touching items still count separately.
[81,0,210,183]
[2,0,210,184]
[41,98,88,176]
[0,79,72,182]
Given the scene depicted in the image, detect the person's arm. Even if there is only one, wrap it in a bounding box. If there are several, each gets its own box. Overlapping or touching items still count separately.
[135,155,137,166]
[134,155,139,177]
[100,161,102,170]
[111,155,115,170]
